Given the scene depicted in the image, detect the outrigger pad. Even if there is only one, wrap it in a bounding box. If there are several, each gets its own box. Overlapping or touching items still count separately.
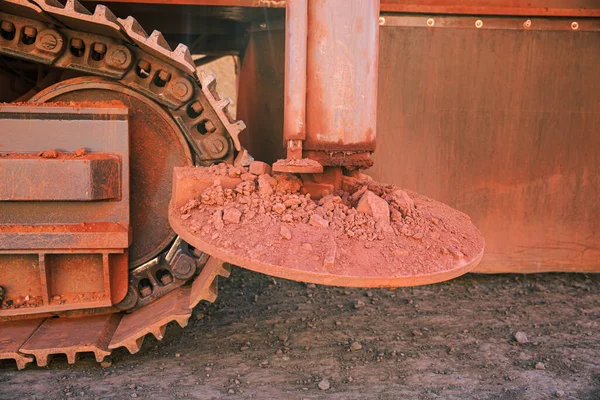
[169,164,485,288]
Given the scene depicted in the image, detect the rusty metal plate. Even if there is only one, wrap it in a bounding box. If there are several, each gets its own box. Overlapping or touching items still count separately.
[0,318,43,370]
[19,314,121,366]
[370,18,600,273]
[0,154,121,201]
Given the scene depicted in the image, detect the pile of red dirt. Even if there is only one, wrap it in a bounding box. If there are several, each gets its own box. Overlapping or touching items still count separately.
[172,162,485,286]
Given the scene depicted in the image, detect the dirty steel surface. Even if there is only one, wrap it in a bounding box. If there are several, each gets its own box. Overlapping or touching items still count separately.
[0,256,230,369]
[1,269,598,399]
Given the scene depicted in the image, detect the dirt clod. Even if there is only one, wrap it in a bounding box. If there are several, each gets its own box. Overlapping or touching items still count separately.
[514,331,529,344]
[318,379,331,391]
[249,161,271,176]
[349,341,362,351]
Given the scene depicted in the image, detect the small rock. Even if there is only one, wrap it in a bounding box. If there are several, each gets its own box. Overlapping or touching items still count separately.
[284,198,302,208]
[241,172,257,181]
[280,225,292,240]
[301,243,313,251]
[555,390,565,398]
[258,174,276,196]
[309,214,329,228]
[74,148,86,157]
[249,161,271,176]
[195,312,206,320]
[535,362,546,370]
[388,189,415,217]
[412,330,423,337]
[306,283,316,289]
[100,358,112,368]
[38,149,59,158]
[318,379,331,391]
[213,210,224,230]
[223,208,242,224]
[272,203,286,214]
[350,341,362,351]
[514,331,529,344]
[130,394,138,398]
[228,389,235,394]
[354,300,365,309]
[356,190,391,231]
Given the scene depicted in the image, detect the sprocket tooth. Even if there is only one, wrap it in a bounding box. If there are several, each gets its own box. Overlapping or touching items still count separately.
[200,71,217,91]
[174,43,195,69]
[118,15,149,38]
[64,0,91,15]
[36,0,127,40]
[148,30,172,52]
[0,0,55,23]
[218,97,233,110]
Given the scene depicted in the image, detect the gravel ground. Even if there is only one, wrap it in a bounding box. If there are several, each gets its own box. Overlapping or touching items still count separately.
[1,269,599,400]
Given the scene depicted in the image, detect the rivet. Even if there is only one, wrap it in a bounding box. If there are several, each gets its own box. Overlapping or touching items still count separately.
[523,19,532,29]
[571,21,579,30]
[475,20,483,29]
[426,18,435,27]
[379,17,385,26]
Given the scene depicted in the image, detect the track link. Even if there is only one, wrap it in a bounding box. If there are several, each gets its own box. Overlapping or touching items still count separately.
[1,257,230,369]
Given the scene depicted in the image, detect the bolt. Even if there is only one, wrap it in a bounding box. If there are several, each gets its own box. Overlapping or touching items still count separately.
[523,19,532,29]
[190,100,204,116]
[93,42,106,55]
[571,21,579,30]
[204,120,216,133]
[157,70,171,83]
[137,59,151,78]
[1,20,15,34]
[139,285,152,298]
[379,17,385,26]
[159,273,173,285]
[71,38,84,50]
[426,18,435,27]
[475,20,483,28]
[39,32,58,50]
[22,26,37,44]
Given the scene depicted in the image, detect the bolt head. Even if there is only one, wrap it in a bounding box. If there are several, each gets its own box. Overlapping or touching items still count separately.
[139,286,152,298]
[379,17,385,26]
[204,120,216,133]
[190,101,203,115]
[426,18,435,27]
[93,42,107,54]
[523,19,532,28]
[158,70,172,82]
[571,21,579,30]
[23,26,37,37]
[1,21,15,32]
[259,22,267,30]
[475,20,483,28]
[138,59,151,70]
[71,38,84,49]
